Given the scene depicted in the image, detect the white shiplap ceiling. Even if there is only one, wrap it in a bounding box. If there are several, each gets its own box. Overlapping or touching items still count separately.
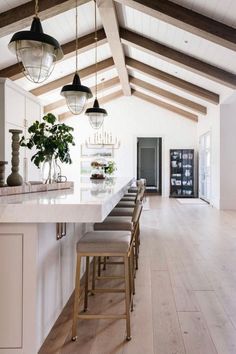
[115,2,236,75]
[0,0,235,118]
[171,0,236,28]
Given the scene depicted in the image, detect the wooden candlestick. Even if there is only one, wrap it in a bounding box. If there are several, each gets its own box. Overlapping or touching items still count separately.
[7,129,23,186]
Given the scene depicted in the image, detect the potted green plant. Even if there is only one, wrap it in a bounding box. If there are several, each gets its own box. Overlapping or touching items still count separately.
[20,113,75,184]
[104,161,116,176]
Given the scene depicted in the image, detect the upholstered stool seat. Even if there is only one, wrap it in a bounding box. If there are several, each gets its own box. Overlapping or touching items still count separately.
[94,216,133,231]
[109,207,134,217]
[77,230,131,254]
[121,196,136,201]
[116,201,136,208]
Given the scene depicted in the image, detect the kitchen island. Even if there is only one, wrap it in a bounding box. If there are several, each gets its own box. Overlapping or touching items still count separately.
[0,177,133,354]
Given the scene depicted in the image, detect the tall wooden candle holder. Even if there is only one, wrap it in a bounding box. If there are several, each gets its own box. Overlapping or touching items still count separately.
[7,129,23,186]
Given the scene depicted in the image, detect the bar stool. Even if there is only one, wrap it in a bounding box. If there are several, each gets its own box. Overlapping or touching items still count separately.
[116,187,145,208]
[71,230,133,342]
[94,203,142,271]
[128,179,146,193]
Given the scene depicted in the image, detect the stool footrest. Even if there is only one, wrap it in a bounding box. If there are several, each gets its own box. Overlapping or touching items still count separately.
[89,288,125,293]
[78,314,126,320]
[100,261,124,265]
[97,275,125,280]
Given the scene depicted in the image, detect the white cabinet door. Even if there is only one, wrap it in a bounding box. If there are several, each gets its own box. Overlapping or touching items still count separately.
[5,86,25,127]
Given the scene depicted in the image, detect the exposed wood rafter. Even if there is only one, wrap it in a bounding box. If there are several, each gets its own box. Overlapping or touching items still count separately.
[0,29,107,81]
[0,0,90,38]
[132,89,198,122]
[115,0,236,51]
[30,57,115,96]
[44,76,120,113]
[59,89,123,121]
[126,57,219,104]
[97,0,131,95]
[121,28,236,88]
[129,76,207,115]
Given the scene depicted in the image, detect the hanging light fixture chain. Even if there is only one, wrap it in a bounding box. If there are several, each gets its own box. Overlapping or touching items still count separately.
[76,0,79,72]
[94,0,98,98]
[35,0,39,17]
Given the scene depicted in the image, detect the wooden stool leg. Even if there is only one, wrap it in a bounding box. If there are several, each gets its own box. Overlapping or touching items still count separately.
[129,254,134,312]
[131,246,135,296]
[98,256,101,277]
[72,254,82,341]
[103,256,107,270]
[124,255,131,341]
[84,256,90,311]
[92,256,96,295]
[135,236,139,270]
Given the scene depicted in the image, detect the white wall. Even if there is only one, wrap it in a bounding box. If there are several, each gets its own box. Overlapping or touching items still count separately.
[63,96,197,197]
[220,94,236,209]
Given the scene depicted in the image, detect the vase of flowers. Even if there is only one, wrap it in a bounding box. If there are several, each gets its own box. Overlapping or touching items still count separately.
[104,160,116,177]
[20,113,75,184]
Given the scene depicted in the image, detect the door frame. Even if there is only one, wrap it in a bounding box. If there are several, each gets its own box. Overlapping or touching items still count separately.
[134,135,164,195]
[199,131,211,203]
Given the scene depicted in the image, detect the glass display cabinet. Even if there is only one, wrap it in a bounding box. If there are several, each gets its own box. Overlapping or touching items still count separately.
[170,149,195,197]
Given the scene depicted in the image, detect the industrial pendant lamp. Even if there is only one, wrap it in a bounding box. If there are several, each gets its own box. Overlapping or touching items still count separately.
[85,0,107,129]
[61,0,92,115]
[8,0,63,83]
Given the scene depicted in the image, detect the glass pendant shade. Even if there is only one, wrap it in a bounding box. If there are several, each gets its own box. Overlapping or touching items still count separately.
[8,17,63,83]
[61,73,92,115]
[85,98,107,129]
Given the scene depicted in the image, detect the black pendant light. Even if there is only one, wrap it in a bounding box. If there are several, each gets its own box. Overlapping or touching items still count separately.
[85,0,107,129]
[61,0,92,115]
[8,0,63,83]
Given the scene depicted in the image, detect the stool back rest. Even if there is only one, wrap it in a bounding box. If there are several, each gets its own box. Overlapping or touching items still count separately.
[136,179,145,188]
[132,202,143,225]
[136,186,145,202]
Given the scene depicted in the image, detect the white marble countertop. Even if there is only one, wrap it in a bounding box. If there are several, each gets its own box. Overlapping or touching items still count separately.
[0,177,133,223]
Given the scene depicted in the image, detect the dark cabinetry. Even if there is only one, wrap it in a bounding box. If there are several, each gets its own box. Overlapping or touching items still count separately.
[170,149,194,197]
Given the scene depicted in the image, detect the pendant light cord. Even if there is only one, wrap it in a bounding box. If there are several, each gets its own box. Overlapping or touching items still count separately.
[76,0,79,73]
[35,0,39,17]
[94,0,98,99]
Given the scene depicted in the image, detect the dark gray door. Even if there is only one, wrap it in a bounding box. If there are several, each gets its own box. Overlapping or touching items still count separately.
[140,147,156,185]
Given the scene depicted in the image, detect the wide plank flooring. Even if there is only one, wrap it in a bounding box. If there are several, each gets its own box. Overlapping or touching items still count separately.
[39,196,236,354]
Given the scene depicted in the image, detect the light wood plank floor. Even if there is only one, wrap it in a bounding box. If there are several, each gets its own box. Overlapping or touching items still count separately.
[39,196,236,354]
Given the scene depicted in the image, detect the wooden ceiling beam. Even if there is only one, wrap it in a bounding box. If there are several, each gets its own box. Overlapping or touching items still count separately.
[0,0,90,38]
[115,0,236,51]
[30,57,115,96]
[121,28,236,88]
[59,89,123,121]
[44,76,120,113]
[97,0,131,95]
[132,89,198,122]
[129,76,207,115]
[0,28,107,81]
[126,57,219,104]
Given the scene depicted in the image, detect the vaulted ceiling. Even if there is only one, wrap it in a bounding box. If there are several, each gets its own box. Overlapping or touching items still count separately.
[0,0,236,123]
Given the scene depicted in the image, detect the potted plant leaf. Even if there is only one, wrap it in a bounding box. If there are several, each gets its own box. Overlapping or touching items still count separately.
[20,113,75,183]
[104,161,116,176]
